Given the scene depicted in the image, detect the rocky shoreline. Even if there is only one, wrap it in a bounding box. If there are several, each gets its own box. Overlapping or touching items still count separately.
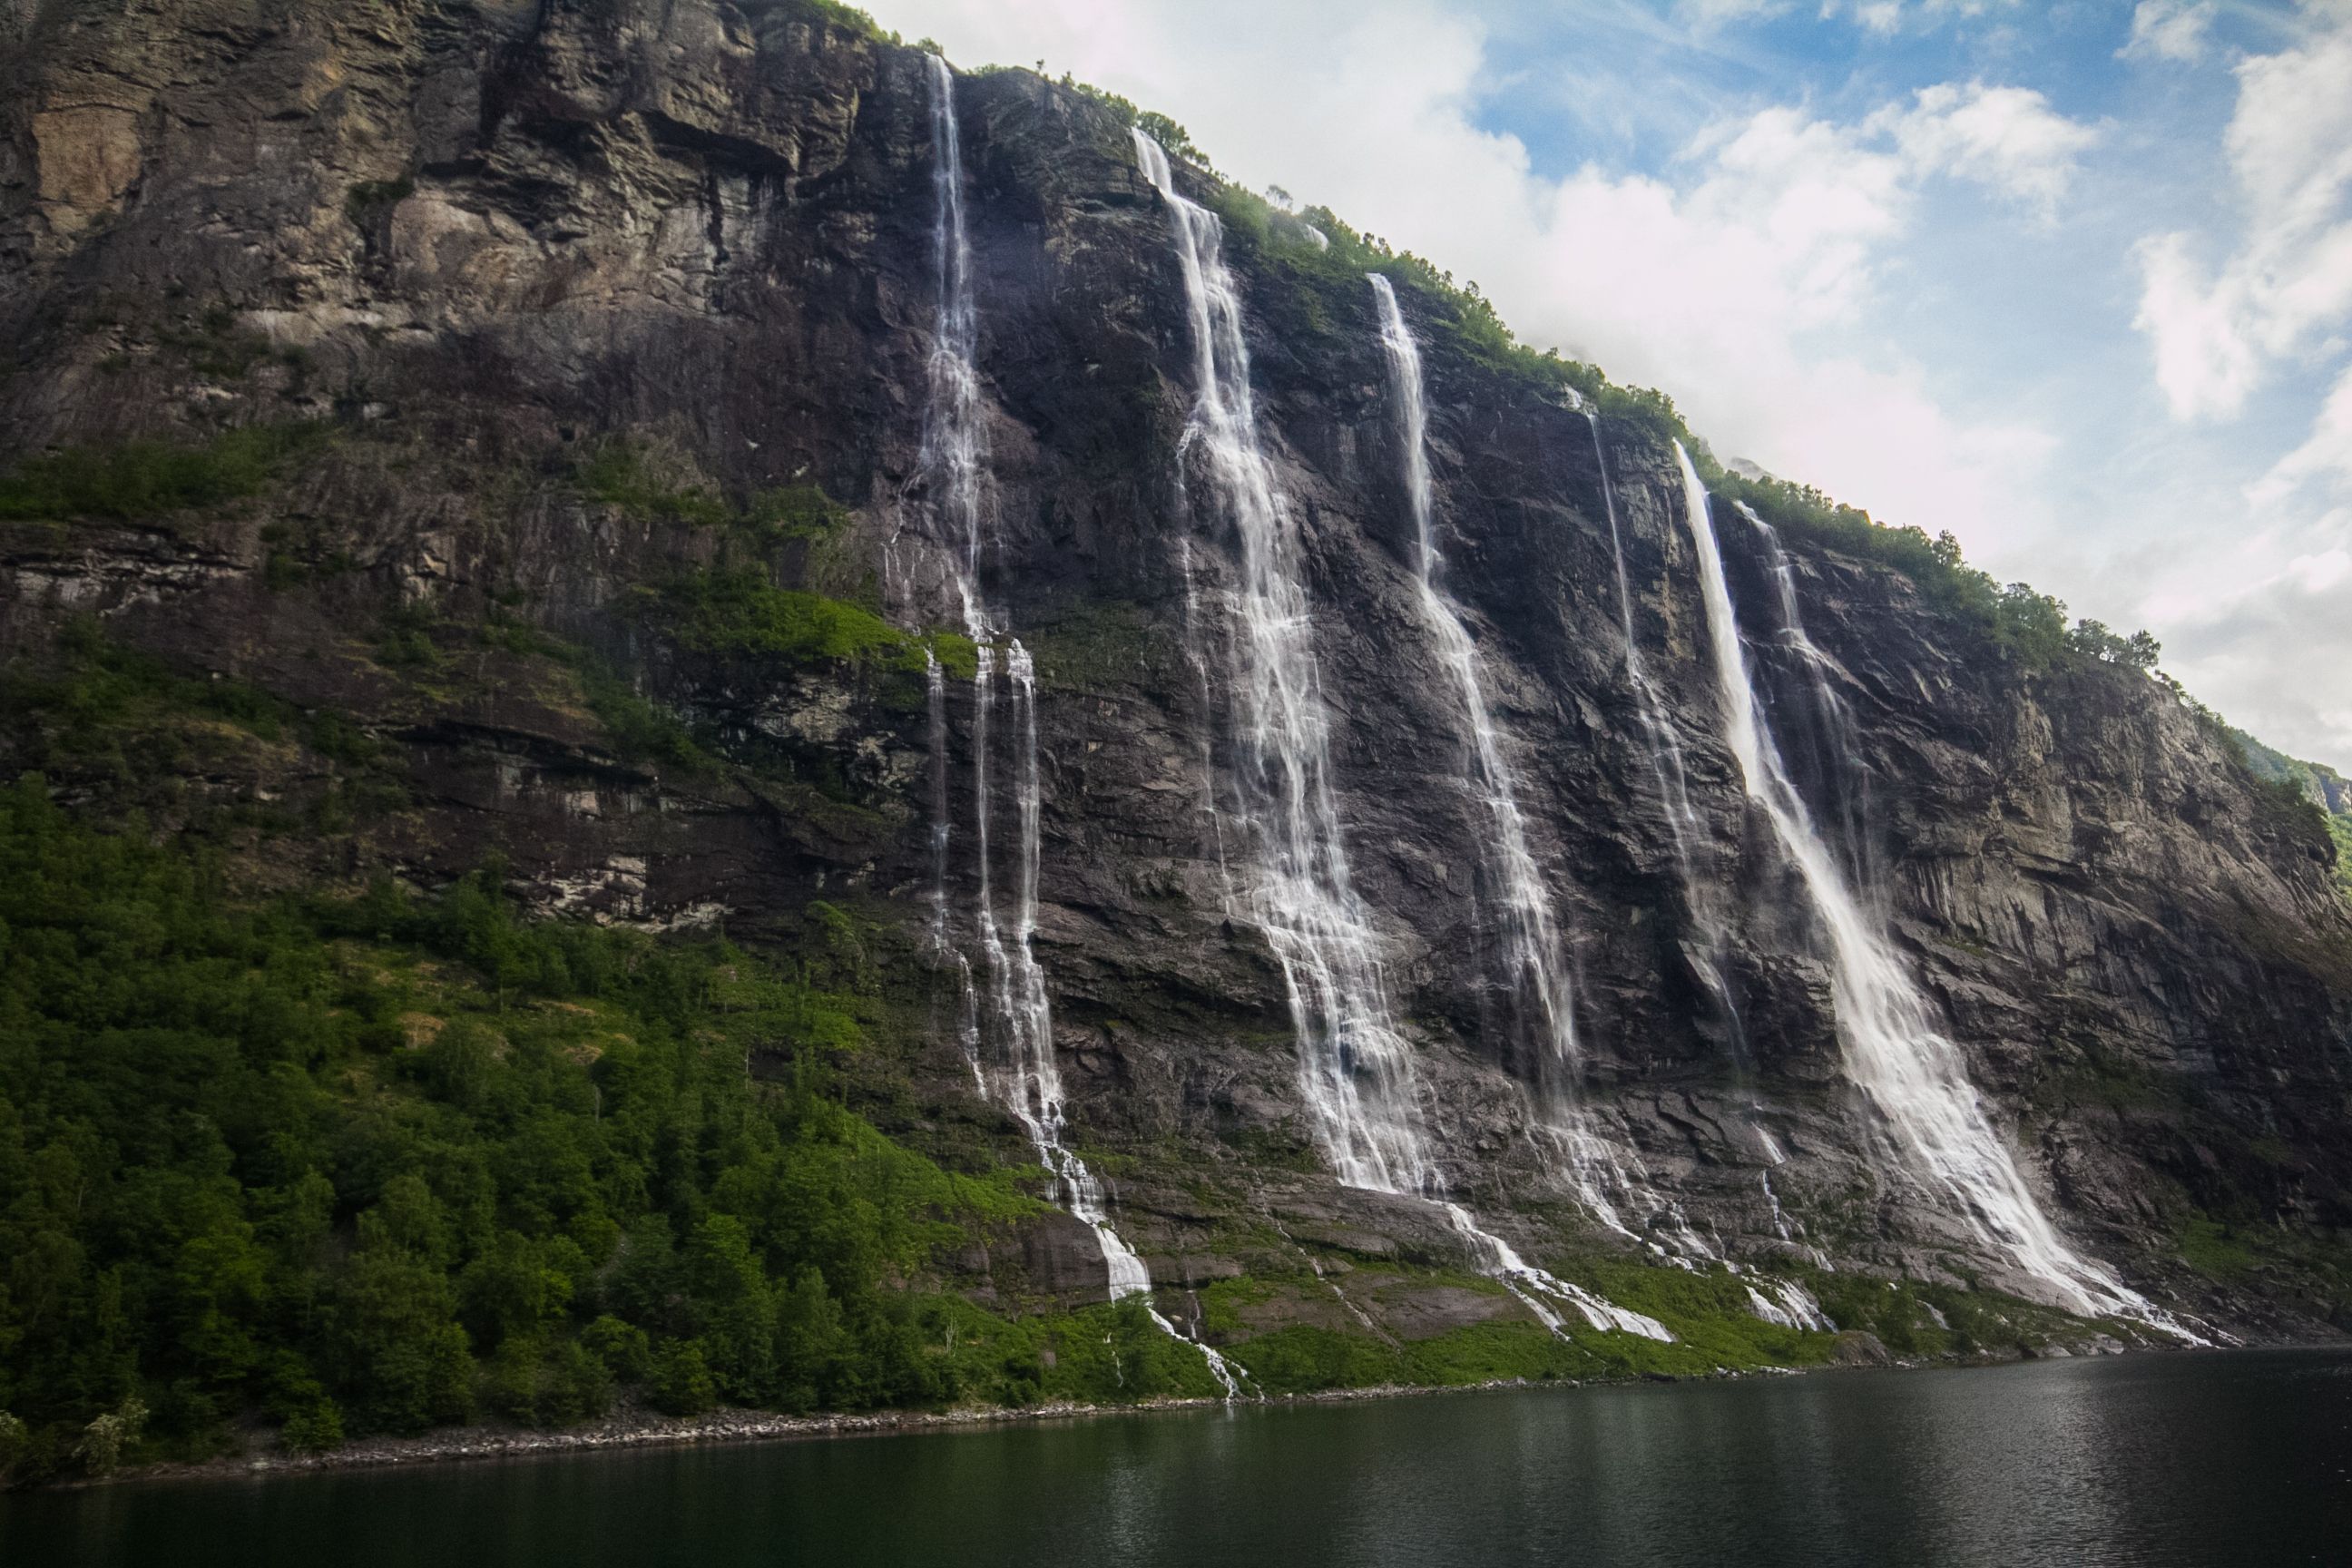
[74,1335,2151,1493]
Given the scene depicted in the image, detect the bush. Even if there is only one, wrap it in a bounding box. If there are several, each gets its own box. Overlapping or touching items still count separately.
[0,425,328,524]
[652,568,913,664]
[2067,618,2161,669]
[0,1412,27,1483]
[74,1398,149,1477]
[279,1402,346,1454]
[1136,111,1203,165]
[582,1316,652,1382]
[648,1341,719,1416]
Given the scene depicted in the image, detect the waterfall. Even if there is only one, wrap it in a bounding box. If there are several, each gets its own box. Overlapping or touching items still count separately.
[1368,276,1695,1257]
[1673,444,2179,1328]
[1738,502,1873,885]
[1132,132,1427,1195]
[916,72,1254,1393]
[1443,1205,1671,1340]
[1134,136,1673,1341]
[920,54,988,635]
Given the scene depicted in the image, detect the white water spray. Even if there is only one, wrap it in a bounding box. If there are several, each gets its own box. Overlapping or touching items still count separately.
[1369,277,1699,1258]
[1134,132,1427,1194]
[1444,1204,1673,1341]
[920,54,989,635]
[1674,443,2182,1330]
[1736,502,1873,883]
[1135,135,1672,1341]
[918,74,1249,1393]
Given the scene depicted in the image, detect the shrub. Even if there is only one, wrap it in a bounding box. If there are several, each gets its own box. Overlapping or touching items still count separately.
[74,1398,149,1477]
[0,1412,26,1483]
[279,1402,346,1454]
[0,425,328,524]
[652,568,912,664]
[648,1341,719,1416]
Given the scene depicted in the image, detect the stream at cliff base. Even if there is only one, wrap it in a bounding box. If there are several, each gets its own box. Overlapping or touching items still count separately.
[7,1348,2349,1566]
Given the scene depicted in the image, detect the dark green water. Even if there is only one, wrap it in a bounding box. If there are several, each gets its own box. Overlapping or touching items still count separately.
[8,1348,2350,1566]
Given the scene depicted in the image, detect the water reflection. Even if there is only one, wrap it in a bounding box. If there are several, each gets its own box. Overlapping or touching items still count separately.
[5,1350,2348,1567]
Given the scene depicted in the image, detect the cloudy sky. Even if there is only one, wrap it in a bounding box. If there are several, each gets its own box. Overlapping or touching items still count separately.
[872,0,2352,768]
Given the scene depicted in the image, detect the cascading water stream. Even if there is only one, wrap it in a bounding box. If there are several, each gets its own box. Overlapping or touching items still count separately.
[919,54,988,637]
[1368,276,1697,1260]
[1673,443,2190,1333]
[1738,503,1873,884]
[1133,134,1669,1341]
[916,67,1246,1389]
[1132,132,1427,1196]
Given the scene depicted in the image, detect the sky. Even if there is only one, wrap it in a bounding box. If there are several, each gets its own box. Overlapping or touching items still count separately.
[868,0,2352,769]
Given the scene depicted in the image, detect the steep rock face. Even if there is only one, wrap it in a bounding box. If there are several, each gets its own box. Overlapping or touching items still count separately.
[5,0,2349,1337]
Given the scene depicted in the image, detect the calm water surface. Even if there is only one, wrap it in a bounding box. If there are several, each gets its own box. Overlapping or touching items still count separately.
[7,1348,2349,1566]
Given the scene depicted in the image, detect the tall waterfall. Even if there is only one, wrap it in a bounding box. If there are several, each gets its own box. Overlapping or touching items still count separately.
[1673,444,2170,1325]
[919,69,1249,1386]
[1126,155,1671,1338]
[1739,503,1873,886]
[920,53,988,636]
[1132,132,1428,1196]
[1368,276,1677,1253]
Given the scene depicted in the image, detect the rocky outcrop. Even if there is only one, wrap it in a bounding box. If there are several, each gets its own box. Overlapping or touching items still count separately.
[5,0,2348,1341]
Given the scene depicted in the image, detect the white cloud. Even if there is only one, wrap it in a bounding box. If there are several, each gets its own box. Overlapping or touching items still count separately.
[2255,363,2352,500]
[2133,230,2265,417]
[876,0,2093,560]
[2133,8,2352,420]
[1873,82,2101,216]
[2142,480,2352,759]
[2120,0,2216,64]
[1817,0,2019,32]
[1677,0,1790,27]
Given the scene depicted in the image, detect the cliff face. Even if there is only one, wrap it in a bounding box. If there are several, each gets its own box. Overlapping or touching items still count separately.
[5,0,2349,1344]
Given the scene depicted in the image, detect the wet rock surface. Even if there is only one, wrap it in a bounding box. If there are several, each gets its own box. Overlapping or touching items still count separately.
[4,0,2349,1343]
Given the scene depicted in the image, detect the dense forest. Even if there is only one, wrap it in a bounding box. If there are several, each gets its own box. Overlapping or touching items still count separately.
[0,762,1257,1483]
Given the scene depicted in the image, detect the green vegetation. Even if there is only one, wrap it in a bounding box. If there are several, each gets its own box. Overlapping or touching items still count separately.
[637,566,975,710]
[0,425,328,525]
[476,618,713,775]
[2177,1213,2260,1281]
[790,0,888,40]
[1709,471,2174,675]
[0,782,1254,1482]
[1135,112,1202,165]
[574,445,852,546]
[0,617,402,841]
[2232,728,2352,814]
[2231,729,2352,897]
[575,443,736,528]
[650,569,914,664]
[1022,601,1172,689]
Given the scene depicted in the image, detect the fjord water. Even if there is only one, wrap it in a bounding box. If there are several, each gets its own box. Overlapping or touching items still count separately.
[13,1350,2347,1566]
